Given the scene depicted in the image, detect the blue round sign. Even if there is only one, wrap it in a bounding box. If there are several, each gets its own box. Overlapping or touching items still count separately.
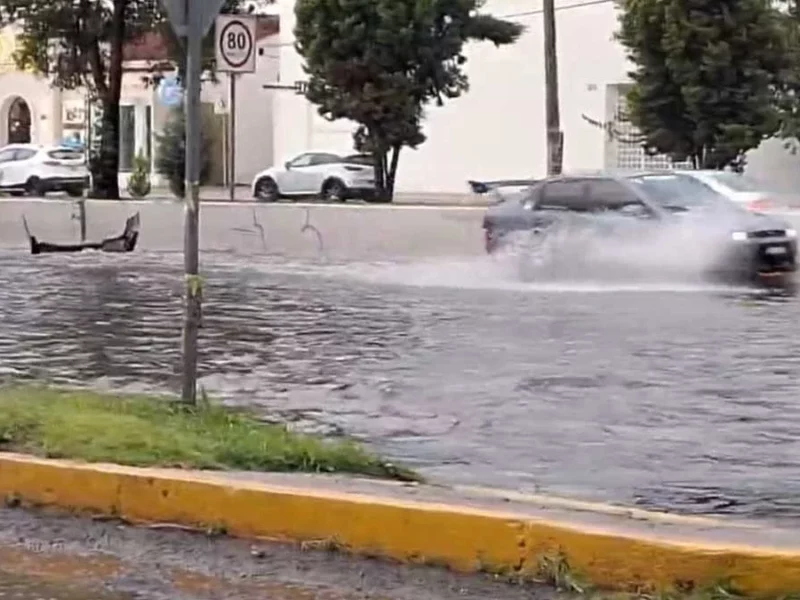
[158,75,184,108]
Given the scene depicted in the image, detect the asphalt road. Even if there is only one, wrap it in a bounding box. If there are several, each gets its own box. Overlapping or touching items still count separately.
[0,507,559,600]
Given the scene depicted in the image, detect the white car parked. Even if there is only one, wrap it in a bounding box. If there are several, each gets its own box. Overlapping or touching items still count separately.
[677,170,797,212]
[0,144,89,197]
[251,151,375,203]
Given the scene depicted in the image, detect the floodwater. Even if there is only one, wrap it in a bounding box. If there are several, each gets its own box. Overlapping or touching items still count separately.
[1,250,799,521]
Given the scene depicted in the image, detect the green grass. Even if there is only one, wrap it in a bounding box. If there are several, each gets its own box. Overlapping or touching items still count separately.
[0,384,418,481]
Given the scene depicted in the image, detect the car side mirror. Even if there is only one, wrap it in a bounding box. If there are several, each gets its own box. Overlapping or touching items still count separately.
[284,161,291,170]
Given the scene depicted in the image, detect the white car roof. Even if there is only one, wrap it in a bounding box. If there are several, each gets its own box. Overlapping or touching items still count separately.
[1,144,81,151]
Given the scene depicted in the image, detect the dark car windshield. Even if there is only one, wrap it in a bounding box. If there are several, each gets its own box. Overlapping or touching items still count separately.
[626,173,728,211]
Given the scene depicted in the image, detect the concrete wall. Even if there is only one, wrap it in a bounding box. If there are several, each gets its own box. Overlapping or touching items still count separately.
[0,200,486,260]
[4,199,800,262]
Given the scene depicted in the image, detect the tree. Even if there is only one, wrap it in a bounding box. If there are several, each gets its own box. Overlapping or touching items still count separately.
[0,0,242,199]
[294,0,523,201]
[775,0,800,150]
[616,0,789,170]
[155,106,212,199]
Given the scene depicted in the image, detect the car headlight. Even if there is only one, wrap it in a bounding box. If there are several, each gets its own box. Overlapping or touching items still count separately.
[731,231,748,241]
[786,228,797,239]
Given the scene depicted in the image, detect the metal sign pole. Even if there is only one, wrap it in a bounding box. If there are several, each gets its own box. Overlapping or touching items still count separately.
[215,14,256,205]
[181,0,203,404]
[229,73,236,202]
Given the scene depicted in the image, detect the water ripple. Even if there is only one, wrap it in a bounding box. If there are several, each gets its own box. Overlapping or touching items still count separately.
[0,251,799,522]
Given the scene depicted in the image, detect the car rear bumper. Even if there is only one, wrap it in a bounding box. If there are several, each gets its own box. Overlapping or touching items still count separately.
[40,176,90,191]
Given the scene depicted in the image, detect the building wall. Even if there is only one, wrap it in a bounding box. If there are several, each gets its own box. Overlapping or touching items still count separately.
[0,25,279,190]
[0,27,61,147]
[274,0,629,194]
[275,0,800,194]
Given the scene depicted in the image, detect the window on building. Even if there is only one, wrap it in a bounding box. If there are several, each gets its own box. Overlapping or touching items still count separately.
[119,105,136,172]
[607,85,692,171]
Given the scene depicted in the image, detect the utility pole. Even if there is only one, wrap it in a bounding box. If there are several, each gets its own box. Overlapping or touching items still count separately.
[543,0,563,176]
[161,0,228,405]
[181,0,203,405]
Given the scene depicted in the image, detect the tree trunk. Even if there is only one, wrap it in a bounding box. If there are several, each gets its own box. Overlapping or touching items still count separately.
[89,0,126,199]
[385,143,402,201]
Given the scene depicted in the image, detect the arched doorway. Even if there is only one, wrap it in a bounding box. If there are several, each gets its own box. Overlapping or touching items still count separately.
[7,97,31,144]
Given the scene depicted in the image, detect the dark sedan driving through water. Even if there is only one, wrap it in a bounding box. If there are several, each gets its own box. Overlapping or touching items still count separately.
[479,171,797,282]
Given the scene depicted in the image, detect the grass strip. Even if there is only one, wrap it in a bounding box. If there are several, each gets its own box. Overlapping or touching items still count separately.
[0,384,417,481]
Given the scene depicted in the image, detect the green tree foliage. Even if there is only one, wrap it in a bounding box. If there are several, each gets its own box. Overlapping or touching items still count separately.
[294,0,523,201]
[155,106,211,199]
[0,0,242,199]
[775,0,800,150]
[616,0,789,170]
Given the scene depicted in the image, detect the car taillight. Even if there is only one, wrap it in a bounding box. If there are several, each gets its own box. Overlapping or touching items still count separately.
[747,198,774,211]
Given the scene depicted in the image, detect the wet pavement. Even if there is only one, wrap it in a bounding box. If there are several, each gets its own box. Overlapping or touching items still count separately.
[1,250,799,521]
[0,572,131,600]
[0,507,557,600]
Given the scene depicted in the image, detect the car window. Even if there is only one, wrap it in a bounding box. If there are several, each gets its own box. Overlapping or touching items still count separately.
[587,179,646,212]
[0,149,15,163]
[308,153,341,166]
[47,149,84,161]
[626,173,727,211]
[14,149,37,161]
[539,180,589,211]
[289,154,314,168]
[343,154,373,165]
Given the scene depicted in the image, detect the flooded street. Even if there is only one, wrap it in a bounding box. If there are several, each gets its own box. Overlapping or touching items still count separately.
[1,250,799,521]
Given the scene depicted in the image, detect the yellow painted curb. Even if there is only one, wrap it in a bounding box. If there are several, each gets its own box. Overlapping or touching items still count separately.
[1,453,799,596]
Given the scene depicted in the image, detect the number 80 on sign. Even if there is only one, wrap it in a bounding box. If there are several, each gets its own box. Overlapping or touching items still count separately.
[215,14,257,73]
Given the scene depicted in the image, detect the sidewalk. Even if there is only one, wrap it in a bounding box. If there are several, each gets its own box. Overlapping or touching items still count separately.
[1,453,798,596]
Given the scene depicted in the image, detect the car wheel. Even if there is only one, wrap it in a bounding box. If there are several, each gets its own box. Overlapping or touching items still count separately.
[254,177,279,202]
[321,178,347,203]
[25,177,44,197]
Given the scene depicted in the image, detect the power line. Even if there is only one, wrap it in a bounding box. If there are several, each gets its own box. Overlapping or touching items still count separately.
[500,0,613,20]
[260,0,616,48]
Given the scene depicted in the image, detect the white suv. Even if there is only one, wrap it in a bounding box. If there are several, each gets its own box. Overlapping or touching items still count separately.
[0,144,90,198]
[251,151,375,202]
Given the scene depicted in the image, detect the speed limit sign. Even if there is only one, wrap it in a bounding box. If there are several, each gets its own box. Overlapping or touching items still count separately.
[215,15,256,73]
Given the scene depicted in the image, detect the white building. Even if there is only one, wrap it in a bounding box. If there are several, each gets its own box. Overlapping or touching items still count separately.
[0,18,280,189]
[274,0,800,195]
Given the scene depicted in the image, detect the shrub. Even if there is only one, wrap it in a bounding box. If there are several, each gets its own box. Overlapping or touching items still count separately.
[127,151,152,198]
[154,106,211,199]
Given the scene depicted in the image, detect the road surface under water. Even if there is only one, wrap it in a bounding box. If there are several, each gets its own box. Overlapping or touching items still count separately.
[0,250,798,521]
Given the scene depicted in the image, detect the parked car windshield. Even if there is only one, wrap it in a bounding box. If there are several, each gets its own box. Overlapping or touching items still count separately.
[626,173,728,211]
[703,171,764,192]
